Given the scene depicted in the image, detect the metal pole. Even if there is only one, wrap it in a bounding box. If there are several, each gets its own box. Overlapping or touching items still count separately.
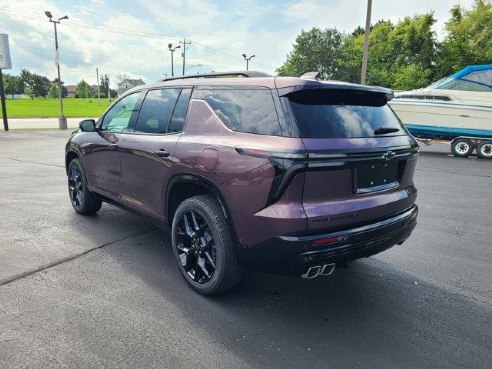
[96,68,100,106]
[53,21,67,128]
[360,0,372,85]
[180,38,191,76]
[171,50,174,77]
[246,59,249,71]
[0,69,9,131]
[107,75,110,105]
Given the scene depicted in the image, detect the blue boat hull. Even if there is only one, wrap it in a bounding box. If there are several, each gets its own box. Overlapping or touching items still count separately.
[405,124,492,140]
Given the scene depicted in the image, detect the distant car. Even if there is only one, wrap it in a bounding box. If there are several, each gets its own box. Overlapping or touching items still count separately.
[65,71,419,294]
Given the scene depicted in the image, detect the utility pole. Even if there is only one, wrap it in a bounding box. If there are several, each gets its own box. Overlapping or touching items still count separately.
[360,0,372,85]
[168,43,180,77]
[242,54,255,71]
[45,10,68,129]
[96,68,100,106]
[179,38,191,75]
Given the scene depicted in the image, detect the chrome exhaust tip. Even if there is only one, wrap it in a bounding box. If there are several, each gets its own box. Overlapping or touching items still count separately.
[301,265,321,279]
[319,263,336,276]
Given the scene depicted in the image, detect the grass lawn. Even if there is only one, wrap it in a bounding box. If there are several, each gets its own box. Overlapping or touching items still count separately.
[1,98,114,118]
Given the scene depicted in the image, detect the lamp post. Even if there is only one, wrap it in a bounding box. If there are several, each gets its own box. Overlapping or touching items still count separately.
[242,54,255,71]
[168,43,180,77]
[45,10,68,129]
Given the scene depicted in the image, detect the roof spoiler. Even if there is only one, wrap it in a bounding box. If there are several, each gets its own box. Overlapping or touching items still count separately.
[161,71,271,82]
[301,71,321,80]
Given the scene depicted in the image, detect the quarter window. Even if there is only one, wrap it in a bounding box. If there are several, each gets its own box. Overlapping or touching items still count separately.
[193,89,282,136]
[101,92,141,132]
[135,89,181,134]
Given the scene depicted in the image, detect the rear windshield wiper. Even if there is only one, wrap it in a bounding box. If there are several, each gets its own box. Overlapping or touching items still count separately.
[374,127,400,135]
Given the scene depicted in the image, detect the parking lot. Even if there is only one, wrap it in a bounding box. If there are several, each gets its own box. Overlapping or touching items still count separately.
[0,130,491,369]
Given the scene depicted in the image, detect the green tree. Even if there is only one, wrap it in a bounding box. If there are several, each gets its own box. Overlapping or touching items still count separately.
[276,27,343,79]
[100,74,110,97]
[436,0,492,78]
[19,69,50,97]
[24,86,34,100]
[50,78,68,98]
[31,75,50,97]
[76,79,92,98]
[3,74,24,98]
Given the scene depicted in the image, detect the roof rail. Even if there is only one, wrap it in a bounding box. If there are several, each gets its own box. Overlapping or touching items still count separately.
[161,71,271,82]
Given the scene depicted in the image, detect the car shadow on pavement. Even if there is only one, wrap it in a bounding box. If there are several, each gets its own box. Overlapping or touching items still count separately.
[98,228,491,369]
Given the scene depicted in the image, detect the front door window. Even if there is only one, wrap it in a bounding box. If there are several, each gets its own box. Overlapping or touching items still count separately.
[101,92,141,132]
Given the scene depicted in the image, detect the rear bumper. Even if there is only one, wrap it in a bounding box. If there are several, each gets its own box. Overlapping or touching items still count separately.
[238,205,418,276]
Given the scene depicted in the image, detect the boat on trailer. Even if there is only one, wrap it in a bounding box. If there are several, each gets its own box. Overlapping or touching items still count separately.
[389,64,492,158]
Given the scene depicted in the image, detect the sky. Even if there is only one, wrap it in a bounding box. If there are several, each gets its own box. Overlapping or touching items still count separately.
[0,0,475,87]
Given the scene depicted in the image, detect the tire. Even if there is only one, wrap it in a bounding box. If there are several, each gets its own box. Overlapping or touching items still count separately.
[171,195,242,295]
[477,140,492,159]
[67,158,102,215]
[451,138,474,157]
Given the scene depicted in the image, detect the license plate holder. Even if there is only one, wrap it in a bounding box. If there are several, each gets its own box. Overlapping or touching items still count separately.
[355,160,399,193]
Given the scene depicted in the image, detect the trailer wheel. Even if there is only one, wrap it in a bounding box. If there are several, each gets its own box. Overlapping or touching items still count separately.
[477,140,492,159]
[451,138,474,157]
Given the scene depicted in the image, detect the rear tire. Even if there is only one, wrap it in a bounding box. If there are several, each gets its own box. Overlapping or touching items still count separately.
[67,158,102,215]
[477,140,492,159]
[451,138,474,157]
[171,195,242,295]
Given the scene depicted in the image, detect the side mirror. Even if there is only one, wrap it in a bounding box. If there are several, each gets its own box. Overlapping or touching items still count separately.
[79,119,96,132]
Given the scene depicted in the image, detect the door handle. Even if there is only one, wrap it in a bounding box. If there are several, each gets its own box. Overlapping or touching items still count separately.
[154,149,170,158]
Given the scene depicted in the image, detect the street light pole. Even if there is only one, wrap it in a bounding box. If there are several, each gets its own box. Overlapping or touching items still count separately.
[360,0,372,85]
[168,43,180,77]
[242,54,255,71]
[45,11,68,129]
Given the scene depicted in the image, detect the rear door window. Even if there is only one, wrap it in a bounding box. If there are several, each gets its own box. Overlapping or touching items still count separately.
[168,88,192,133]
[135,88,181,134]
[288,89,404,138]
[193,88,282,136]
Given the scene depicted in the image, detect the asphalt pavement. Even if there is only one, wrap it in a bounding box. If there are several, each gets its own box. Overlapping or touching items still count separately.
[0,130,491,369]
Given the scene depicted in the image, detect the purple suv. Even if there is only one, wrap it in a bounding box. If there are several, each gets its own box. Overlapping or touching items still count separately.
[65,71,418,294]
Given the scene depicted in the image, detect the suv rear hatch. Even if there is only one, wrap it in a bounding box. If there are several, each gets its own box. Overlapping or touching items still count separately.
[283,87,418,233]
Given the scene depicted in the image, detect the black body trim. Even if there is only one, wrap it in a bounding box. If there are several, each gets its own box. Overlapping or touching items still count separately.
[237,205,418,276]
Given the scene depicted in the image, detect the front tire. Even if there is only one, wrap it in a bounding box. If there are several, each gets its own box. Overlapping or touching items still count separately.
[171,195,242,295]
[67,158,102,215]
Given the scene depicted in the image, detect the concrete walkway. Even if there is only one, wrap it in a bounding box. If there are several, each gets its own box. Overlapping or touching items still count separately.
[0,117,97,130]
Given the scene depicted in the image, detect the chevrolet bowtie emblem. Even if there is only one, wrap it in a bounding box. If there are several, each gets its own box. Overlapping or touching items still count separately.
[382,151,396,161]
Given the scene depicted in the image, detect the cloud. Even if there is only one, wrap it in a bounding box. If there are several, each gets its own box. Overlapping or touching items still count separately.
[0,0,476,86]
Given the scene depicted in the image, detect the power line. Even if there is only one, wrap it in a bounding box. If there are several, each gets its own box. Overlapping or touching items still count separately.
[1,8,274,70]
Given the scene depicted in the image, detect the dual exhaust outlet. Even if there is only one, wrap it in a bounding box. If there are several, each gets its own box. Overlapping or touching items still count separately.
[301,263,336,279]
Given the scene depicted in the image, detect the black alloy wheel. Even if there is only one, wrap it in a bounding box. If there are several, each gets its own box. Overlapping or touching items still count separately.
[68,164,84,211]
[67,159,102,215]
[171,195,242,295]
[175,209,217,283]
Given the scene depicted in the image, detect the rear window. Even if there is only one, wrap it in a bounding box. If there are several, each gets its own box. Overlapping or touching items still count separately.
[288,89,404,138]
[193,88,282,136]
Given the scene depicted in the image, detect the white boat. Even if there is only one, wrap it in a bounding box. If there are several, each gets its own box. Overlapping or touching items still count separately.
[389,64,492,139]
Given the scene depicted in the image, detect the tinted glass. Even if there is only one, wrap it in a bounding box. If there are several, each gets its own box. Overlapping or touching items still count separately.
[193,89,281,135]
[168,89,192,133]
[102,92,141,132]
[135,88,181,134]
[288,90,404,138]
